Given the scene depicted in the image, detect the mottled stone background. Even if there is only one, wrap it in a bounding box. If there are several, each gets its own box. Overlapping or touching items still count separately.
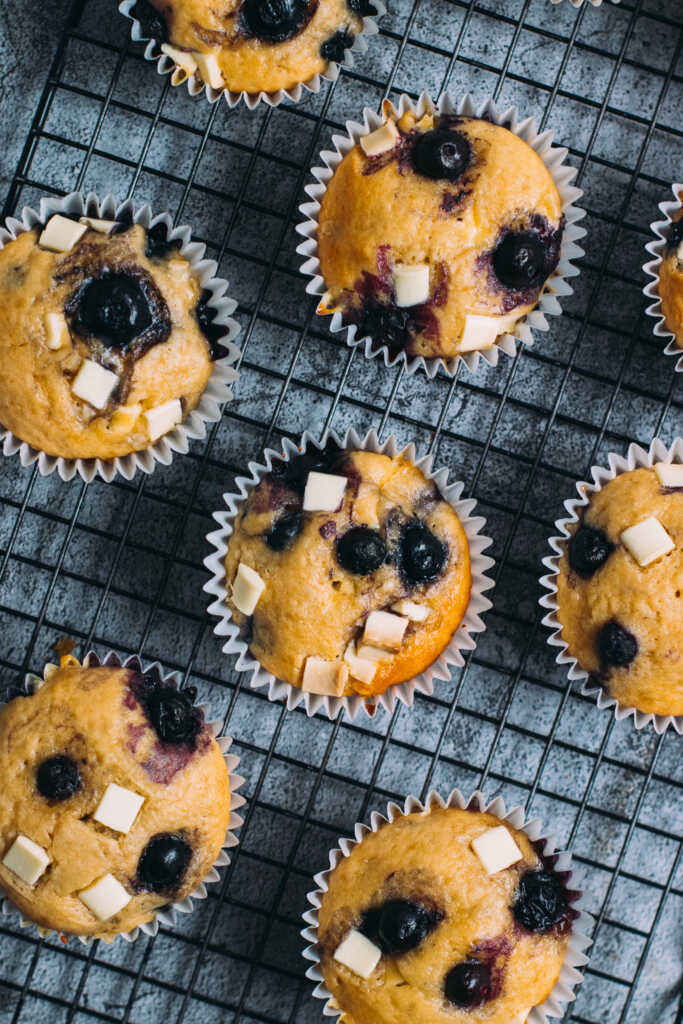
[0,0,681,1022]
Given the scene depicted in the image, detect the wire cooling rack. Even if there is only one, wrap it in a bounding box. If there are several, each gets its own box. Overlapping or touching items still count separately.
[0,0,682,1021]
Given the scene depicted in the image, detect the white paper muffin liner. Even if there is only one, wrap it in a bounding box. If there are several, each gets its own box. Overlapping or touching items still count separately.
[539,437,683,735]
[643,182,683,373]
[204,427,495,719]
[550,0,620,7]
[296,91,585,379]
[0,649,245,944]
[118,0,385,110]
[0,191,241,483]
[302,788,593,1024]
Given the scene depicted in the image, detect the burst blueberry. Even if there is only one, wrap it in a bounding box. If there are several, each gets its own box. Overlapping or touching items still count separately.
[513,869,568,933]
[75,272,152,348]
[412,129,470,183]
[36,754,81,802]
[358,300,412,355]
[266,512,302,551]
[131,0,168,41]
[137,834,192,892]
[597,620,638,668]
[145,221,182,260]
[399,521,447,584]
[320,28,353,63]
[444,959,492,1008]
[195,290,229,360]
[336,526,387,575]
[568,524,613,578]
[375,900,432,953]
[241,0,314,42]
[667,219,683,253]
[492,230,547,290]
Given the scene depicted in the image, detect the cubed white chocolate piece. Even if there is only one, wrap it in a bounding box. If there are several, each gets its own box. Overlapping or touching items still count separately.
[459,313,516,353]
[471,825,523,874]
[356,644,391,662]
[39,214,88,253]
[302,657,348,697]
[231,562,266,616]
[93,783,145,835]
[391,599,429,622]
[359,120,399,158]
[654,462,683,488]
[343,643,377,685]
[302,471,347,512]
[620,516,675,567]
[2,835,51,886]
[71,359,118,410]
[161,43,198,78]
[78,216,116,234]
[144,398,182,442]
[333,929,382,978]
[363,609,409,650]
[193,51,223,90]
[79,873,131,921]
[45,311,69,350]
[393,263,430,308]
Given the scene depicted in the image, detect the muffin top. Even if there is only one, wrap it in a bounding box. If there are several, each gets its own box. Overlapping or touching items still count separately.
[133,0,368,95]
[316,108,564,362]
[0,211,227,460]
[658,200,683,347]
[0,659,231,939]
[224,442,472,698]
[317,805,578,1024]
[555,464,683,718]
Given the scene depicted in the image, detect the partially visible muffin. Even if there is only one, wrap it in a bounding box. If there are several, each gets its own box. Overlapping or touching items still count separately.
[224,441,472,699]
[316,105,564,362]
[129,0,370,95]
[555,463,683,718]
[316,804,579,1024]
[658,199,683,348]
[0,209,230,460]
[0,658,231,939]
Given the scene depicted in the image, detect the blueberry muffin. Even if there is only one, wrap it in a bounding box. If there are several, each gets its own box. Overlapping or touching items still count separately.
[658,199,683,348]
[0,657,231,939]
[224,442,472,699]
[316,106,564,361]
[555,464,683,718]
[316,804,579,1024]
[0,209,231,461]
[129,0,369,95]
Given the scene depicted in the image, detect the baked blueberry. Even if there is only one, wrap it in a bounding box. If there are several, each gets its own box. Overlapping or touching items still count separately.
[597,620,638,668]
[336,526,387,575]
[195,290,229,360]
[375,899,433,954]
[266,512,302,551]
[320,28,353,63]
[412,129,470,184]
[347,0,376,13]
[241,0,316,43]
[358,300,412,354]
[444,958,492,1008]
[667,219,683,253]
[145,221,182,261]
[492,231,547,290]
[137,834,192,893]
[399,521,447,584]
[149,685,201,745]
[74,272,152,349]
[131,0,168,42]
[271,441,343,495]
[568,524,613,578]
[36,754,81,802]
[513,869,569,933]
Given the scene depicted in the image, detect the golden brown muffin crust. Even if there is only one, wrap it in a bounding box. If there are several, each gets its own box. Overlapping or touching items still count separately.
[0,662,231,939]
[555,467,683,717]
[658,200,683,347]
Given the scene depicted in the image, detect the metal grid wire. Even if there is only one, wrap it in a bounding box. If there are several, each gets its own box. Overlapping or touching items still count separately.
[0,0,682,1021]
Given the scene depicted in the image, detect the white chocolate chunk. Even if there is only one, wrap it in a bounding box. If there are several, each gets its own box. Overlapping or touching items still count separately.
[2,835,51,886]
[393,263,430,308]
[161,43,198,78]
[39,214,88,253]
[144,398,182,442]
[192,51,223,90]
[333,929,382,978]
[79,873,131,921]
[78,216,116,234]
[471,825,523,874]
[363,610,409,650]
[71,359,118,410]
[303,471,347,512]
[45,311,69,350]
[302,657,348,696]
[359,120,399,158]
[391,599,429,622]
[654,462,683,488]
[620,516,675,567]
[357,644,391,662]
[344,642,377,685]
[231,562,266,616]
[93,783,145,835]
[459,313,517,353]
